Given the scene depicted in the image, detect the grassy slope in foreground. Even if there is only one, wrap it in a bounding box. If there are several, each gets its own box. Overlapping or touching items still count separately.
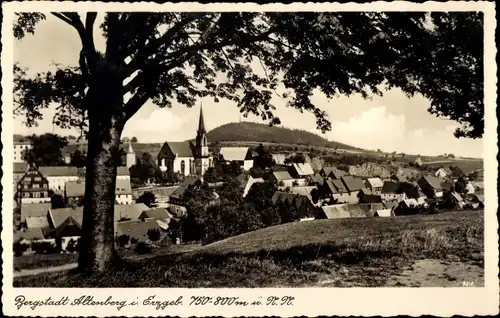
[14,210,483,288]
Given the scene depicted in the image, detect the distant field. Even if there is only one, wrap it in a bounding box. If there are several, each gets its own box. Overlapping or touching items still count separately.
[14,210,483,288]
[63,142,164,157]
[63,140,483,174]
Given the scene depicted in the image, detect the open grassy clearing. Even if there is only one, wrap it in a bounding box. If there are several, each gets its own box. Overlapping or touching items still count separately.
[14,210,483,288]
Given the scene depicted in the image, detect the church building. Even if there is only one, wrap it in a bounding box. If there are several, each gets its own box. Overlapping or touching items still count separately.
[157,105,212,177]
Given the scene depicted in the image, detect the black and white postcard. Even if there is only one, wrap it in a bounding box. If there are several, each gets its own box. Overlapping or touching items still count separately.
[1,1,498,316]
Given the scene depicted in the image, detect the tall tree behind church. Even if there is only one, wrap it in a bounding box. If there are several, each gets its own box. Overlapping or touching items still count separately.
[23,133,68,166]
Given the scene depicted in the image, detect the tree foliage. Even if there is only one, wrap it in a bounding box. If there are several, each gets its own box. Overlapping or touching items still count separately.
[23,133,68,166]
[284,153,305,164]
[70,149,87,167]
[136,191,157,208]
[129,152,163,184]
[147,228,161,242]
[253,143,275,170]
[51,193,67,209]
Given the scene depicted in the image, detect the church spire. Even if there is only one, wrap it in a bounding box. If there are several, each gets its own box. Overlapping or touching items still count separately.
[197,103,206,134]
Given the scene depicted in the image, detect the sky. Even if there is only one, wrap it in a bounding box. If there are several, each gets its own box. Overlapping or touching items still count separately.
[12,14,484,158]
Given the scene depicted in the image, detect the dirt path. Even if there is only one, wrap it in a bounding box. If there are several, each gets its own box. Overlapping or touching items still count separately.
[14,263,77,278]
[13,245,202,278]
[317,259,484,287]
[385,259,484,287]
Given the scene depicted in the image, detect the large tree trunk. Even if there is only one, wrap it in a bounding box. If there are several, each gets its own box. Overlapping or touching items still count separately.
[78,116,123,273]
[78,76,125,274]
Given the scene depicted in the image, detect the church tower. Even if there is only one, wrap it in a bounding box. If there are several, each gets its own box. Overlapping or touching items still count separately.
[195,104,209,158]
[126,139,136,169]
[195,104,211,176]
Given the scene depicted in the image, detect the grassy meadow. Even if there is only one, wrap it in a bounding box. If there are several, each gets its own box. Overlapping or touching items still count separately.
[14,210,484,288]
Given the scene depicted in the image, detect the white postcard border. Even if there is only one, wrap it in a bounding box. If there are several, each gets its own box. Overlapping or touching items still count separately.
[2,1,498,317]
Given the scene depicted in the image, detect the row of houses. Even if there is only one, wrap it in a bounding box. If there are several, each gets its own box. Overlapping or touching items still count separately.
[14,162,133,207]
[15,202,175,251]
[239,162,485,221]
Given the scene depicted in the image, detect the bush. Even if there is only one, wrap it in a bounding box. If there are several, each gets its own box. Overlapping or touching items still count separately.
[13,242,29,257]
[32,241,58,254]
[66,238,80,253]
[134,242,151,255]
[130,237,138,245]
[136,192,157,208]
[117,234,130,247]
[147,228,161,242]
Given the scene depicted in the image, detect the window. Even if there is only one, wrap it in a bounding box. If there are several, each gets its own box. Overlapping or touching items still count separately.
[23,185,28,190]
[180,160,185,175]
[23,192,29,198]
[43,184,47,188]
[33,184,40,189]
[34,177,41,181]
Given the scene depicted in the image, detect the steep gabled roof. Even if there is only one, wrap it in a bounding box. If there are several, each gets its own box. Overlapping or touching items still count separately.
[117,166,130,176]
[320,203,367,219]
[115,179,132,195]
[26,216,50,229]
[115,219,162,242]
[55,216,82,238]
[14,228,45,242]
[169,176,200,200]
[382,200,398,210]
[292,163,314,176]
[115,203,150,221]
[13,162,28,173]
[308,173,325,185]
[243,176,265,197]
[65,180,85,197]
[422,175,444,190]
[160,141,195,158]
[220,147,251,161]
[341,176,365,192]
[49,206,84,228]
[321,166,346,179]
[366,177,384,188]
[381,181,402,194]
[291,186,316,201]
[140,208,173,221]
[325,178,348,194]
[20,202,51,222]
[38,166,79,177]
[272,191,310,208]
[450,192,464,202]
[273,170,293,181]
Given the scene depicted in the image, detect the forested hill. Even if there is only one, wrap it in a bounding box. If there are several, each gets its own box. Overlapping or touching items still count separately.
[206,122,361,150]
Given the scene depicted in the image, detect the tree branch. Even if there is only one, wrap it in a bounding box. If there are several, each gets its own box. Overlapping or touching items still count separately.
[51,12,75,26]
[106,13,121,61]
[163,28,275,72]
[126,15,198,71]
[84,13,97,54]
[122,90,150,122]
[52,12,98,69]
